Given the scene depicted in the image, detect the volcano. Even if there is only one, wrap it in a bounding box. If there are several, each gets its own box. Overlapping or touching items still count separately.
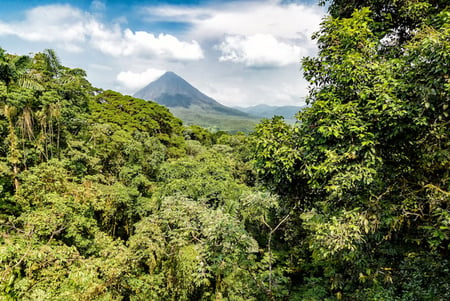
[134,71,248,117]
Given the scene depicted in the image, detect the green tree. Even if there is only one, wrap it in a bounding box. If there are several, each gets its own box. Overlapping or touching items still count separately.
[254,4,450,300]
[0,49,92,194]
[321,0,448,49]
[127,196,259,301]
[0,160,133,300]
[0,50,40,192]
[154,145,248,212]
[89,90,185,155]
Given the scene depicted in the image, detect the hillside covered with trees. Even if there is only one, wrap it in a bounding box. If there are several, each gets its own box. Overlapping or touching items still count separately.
[1,0,449,300]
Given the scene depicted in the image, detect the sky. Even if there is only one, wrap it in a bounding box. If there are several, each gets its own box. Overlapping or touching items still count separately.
[0,0,326,107]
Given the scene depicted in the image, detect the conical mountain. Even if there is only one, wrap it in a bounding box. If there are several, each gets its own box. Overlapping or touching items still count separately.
[134,71,247,116]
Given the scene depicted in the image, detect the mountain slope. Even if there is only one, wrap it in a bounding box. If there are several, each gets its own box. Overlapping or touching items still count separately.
[234,104,305,120]
[134,71,248,117]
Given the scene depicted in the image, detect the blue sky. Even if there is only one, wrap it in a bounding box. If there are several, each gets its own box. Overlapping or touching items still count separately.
[0,0,326,107]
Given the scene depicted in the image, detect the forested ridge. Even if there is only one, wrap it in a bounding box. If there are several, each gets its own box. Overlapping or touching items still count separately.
[1,1,449,300]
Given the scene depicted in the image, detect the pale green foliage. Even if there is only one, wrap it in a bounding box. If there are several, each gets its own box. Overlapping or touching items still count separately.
[301,208,378,261]
[128,197,259,300]
[154,145,247,211]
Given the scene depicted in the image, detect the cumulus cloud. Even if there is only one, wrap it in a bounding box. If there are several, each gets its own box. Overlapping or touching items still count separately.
[0,1,322,106]
[87,23,203,60]
[110,30,203,60]
[144,1,323,41]
[142,1,323,67]
[218,34,303,67]
[116,68,166,91]
[0,5,87,47]
[0,4,204,60]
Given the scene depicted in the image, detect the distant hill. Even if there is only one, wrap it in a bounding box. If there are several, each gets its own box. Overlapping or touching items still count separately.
[234,104,305,122]
[134,72,259,132]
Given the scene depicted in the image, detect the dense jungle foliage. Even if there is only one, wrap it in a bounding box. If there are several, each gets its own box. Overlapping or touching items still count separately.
[1,0,449,300]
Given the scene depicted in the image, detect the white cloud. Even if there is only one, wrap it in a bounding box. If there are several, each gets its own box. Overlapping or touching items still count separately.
[0,5,87,50]
[0,1,322,107]
[200,84,249,107]
[142,1,323,67]
[90,0,106,11]
[145,1,323,41]
[118,30,203,60]
[218,34,303,67]
[267,82,307,104]
[0,4,204,61]
[86,22,204,60]
[116,68,166,91]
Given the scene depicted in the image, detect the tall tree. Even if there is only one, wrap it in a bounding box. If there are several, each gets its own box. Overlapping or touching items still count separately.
[254,3,450,299]
[0,49,37,191]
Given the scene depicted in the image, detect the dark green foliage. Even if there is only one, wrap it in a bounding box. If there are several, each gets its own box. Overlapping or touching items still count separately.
[0,47,276,300]
[253,116,304,200]
[128,197,259,300]
[254,2,450,300]
[1,3,449,298]
[183,125,213,145]
[154,148,246,210]
[321,0,449,49]
[1,160,132,299]
[90,90,185,155]
[91,90,182,136]
[0,48,92,196]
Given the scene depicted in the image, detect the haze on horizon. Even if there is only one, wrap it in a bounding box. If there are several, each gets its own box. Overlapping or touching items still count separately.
[0,0,325,107]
